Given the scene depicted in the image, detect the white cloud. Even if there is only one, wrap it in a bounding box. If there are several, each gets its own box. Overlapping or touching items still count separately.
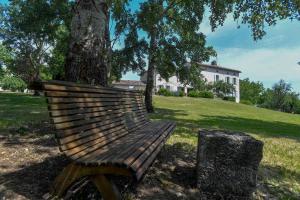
[218,47,300,91]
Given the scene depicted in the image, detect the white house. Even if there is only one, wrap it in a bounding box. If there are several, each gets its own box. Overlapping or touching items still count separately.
[141,63,241,103]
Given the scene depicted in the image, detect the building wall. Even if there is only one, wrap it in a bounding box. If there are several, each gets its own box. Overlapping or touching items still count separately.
[201,67,240,103]
[152,67,240,103]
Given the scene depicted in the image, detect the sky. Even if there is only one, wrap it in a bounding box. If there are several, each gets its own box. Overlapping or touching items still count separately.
[1,0,300,92]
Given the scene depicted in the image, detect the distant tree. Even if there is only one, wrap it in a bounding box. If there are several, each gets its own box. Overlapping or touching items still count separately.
[260,80,300,114]
[0,0,72,88]
[213,80,235,97]
[240,78,265,105]
[178,63,208,92]
[1,75,27,92]
[283,92,300,113]
[0,44,12,79]
[271,80,292,110]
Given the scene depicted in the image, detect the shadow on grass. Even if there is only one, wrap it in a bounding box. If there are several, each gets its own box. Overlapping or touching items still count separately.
[0,156,68,200]
[259,164,300,199]
[151,108,300,140]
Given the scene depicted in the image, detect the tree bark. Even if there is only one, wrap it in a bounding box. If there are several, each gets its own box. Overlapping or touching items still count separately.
[65,0,110,86]
[145,30,157,113]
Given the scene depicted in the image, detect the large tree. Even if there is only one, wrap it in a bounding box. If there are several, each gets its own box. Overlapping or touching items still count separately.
[65,0,110,86]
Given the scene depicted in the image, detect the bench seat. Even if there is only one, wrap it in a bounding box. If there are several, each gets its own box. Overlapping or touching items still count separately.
[74,121,175,180]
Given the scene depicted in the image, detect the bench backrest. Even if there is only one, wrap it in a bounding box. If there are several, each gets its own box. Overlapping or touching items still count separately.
[43,81,149,159]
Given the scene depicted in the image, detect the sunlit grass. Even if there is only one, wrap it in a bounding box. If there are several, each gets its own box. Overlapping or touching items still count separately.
[151,96,300,199]
[0,92,48,133]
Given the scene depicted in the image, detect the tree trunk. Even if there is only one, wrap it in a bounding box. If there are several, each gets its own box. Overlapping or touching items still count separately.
[65,0,110,86]
[145,30,157,113]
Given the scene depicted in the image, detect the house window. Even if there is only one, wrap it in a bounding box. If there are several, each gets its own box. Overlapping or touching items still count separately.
[166,85,171,91]
[215,75,219,82]
[226,77,230,83]
[158,76,162,81]
[159,85,164,89]
[233,78,237,85]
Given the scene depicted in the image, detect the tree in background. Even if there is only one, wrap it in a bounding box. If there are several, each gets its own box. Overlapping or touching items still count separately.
[283,92,300,113]
[0,0,72,88]
[271,80,292,110]
[178,63,208,92]
[0,44,12,79]
[240,78,265,105]
[213,80,235,98]
[258,80,300,114]
[116,0,216,112]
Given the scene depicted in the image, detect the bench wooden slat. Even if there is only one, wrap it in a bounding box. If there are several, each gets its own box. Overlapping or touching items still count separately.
[54,113,124,130]
[56,118,125,138]
[93,122,166,165]
[59,124,125,145]
[102,122,169,165]
[121,122,173,167]
[81,133,148,165]
[49,105,145,118]
[75,122,153,164]
[51,108,146,124]
[65,130,129,159]
[134,123,176,180]
[60,126,127,151]
[48,101,144,110]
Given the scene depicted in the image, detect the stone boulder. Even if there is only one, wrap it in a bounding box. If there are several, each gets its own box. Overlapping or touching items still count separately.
[196,129,264,199]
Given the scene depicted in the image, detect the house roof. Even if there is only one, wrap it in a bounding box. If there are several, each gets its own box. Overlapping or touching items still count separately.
[196,63,241,73]
[113,80,146,86]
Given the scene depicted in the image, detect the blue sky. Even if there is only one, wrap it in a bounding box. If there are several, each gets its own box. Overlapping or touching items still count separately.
[1,0,300,92]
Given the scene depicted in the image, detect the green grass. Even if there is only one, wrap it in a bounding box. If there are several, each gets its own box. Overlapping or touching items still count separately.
[0,92,48,133]
[151,96,300,199]
[0,93,299,199]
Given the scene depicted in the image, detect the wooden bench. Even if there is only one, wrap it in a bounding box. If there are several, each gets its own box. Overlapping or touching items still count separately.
[42,80,176,199]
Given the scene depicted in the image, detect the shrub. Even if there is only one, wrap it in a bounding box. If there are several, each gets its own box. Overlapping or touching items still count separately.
[223,96,236,102]
[157,88,172,96]
[188,90,199,97]
[199,91,214,99]
[178,90,184,97]
[188,90,214,99]
[240,100,253,105]
[0,76,27,92]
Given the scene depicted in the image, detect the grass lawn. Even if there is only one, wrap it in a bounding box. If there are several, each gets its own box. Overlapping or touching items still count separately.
[151,96,300,199]
[0,93,48,134]
[0,93,299,199]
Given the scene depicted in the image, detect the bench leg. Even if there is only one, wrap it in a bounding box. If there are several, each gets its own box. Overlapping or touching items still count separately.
[91,175,121,200]
[49,163,127,199]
